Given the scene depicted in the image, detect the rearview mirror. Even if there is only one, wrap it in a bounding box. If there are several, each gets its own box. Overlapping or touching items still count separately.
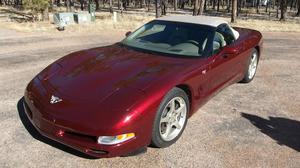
[125,31,132,37]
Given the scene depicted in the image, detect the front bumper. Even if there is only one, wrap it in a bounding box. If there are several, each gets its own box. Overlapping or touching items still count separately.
[22,97,142,158]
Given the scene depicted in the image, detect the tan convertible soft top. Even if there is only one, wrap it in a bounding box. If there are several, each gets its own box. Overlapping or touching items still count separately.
[156,15,240,40]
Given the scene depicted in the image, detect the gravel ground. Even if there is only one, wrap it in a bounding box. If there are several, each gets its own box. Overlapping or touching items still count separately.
[0,29,299,168]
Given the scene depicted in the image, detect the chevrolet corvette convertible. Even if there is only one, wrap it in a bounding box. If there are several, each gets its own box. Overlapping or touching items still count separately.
[23,15,263,158]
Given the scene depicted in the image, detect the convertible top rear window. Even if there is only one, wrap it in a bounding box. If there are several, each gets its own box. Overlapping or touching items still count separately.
[121,20,214,57]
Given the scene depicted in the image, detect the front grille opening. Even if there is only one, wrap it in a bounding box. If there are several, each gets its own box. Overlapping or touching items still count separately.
[89,149,108,155]
[64,131,97,143]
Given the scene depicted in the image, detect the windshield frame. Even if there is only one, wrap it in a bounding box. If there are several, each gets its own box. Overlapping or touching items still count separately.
[120,20,216,58]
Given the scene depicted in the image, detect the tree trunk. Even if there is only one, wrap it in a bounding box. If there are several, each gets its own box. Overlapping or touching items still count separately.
[198,0,205,15]
[222,0,225,9]
[256,0,260,13]
[148,0,150,11]
[109,0,113,13]
[56,0,60,7]
[217,0,220,11]
[231,0,237,23]
[280,0,287,21]
[66,0,71,12]
[193,0,200,15]
[140,0,143,8]
[276,0,279,18]
[142,0,146,7]
[212,0,216,10]
[161,0,166,15]
[134,0,138,7]
[297,0,300,16]
[227,0,230,13]
[237,0,241,16]
[290,0,294,10]
[42,7,49,21]
[80,0,84,10]
[95,0,100,10]
[268,0,271,19]
[174,0,177,11]
[155,0,159,18]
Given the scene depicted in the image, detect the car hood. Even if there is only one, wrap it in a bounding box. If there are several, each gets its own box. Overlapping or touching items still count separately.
[38,44,194,102]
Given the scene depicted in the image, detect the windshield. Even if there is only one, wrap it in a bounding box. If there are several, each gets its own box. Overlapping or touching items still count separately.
[121,20,214,57]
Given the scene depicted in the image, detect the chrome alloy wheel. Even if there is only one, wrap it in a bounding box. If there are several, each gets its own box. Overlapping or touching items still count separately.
[159,97,187,141]
[248,51,258,79]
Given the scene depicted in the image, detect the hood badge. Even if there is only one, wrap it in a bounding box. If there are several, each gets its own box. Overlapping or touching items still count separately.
[50,95,62,104]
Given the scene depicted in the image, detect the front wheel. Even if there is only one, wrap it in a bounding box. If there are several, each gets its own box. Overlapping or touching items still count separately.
[151,87,189,148]
[240,49,259,83]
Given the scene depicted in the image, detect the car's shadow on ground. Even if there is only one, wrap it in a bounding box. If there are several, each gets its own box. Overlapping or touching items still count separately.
[17,97,97,159]
[241,113,300,152]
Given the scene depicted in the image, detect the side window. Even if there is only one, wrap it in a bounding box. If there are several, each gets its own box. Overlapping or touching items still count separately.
[213,32,225,54]
[216,24,236,46]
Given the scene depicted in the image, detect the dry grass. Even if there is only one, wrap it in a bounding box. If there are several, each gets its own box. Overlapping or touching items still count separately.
[0,12,154,34]
[1,11,300,33]
[231,19,300,32]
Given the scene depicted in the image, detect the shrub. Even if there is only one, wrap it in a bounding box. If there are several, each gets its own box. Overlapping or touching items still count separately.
[23,0,49,21]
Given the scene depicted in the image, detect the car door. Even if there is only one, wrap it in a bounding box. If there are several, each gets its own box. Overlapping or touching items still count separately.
[205,24,242,95]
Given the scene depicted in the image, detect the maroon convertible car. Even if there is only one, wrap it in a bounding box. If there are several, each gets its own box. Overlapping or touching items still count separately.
[23,16,263,158]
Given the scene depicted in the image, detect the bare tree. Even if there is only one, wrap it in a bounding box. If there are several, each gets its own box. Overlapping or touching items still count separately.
[193,0,199,15]
[80,0,84,10]
[231,0,237,23]
[290,0,294,10]
[147,0,151,11]
[280,0,287,21]
[7,0,300,23]
[212,0,216,10]
[66,0,72,12]
[198,0,205,15]
[256,0,260,13]
[276,0,279,18]
[193,0,205,15]
[227,0,230,13]
[161,0,167,15]
[297,0,300,16]
[95,0,100,10]
[42,6,49,21]
[109,0,113,13]
[155,0,159,18]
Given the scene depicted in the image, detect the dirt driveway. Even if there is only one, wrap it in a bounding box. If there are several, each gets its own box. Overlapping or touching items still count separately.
[0,29,299,168]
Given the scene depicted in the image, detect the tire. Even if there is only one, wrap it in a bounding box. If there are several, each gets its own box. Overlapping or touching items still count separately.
[151,87,189,148]
[240,48,259,83]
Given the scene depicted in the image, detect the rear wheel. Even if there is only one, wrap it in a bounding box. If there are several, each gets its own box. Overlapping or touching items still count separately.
[151,87,189,148]
[240,49,259,83]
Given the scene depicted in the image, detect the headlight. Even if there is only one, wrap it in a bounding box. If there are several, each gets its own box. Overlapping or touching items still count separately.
[97,133,135,145]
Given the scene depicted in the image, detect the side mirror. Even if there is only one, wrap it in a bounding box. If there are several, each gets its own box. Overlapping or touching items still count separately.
[125,31,132,37]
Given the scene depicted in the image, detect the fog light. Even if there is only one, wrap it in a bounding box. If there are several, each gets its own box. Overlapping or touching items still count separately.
[97,133,135,145]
